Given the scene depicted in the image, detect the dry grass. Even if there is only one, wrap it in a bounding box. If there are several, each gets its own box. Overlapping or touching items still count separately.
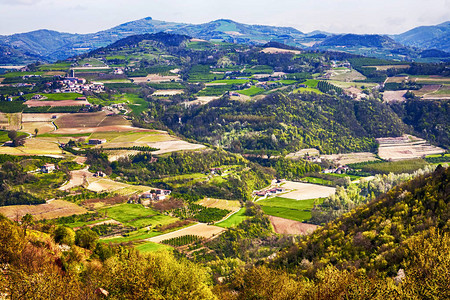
[383,90,408,103]
[321,152,378,165]
[0,200,87,221]
[268,215,319,235]
[150,140,206,155]
[280,181,336,200]
[286,148,320,159]
[386,76,409,83]
[147,223,225,243]
[0,113,21,131]
[22,122,55,135]
[22,113,66,122]
[371,65,409,71]
[86,178,152,195]
[0,137,72,156]
[197,198,241,211]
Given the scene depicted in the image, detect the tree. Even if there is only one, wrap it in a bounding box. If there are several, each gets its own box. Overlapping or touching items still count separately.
[8,130,17,141]
[53,225,76,245]
[34,128,39,137]
[75,227,98,250]
[21,213,33,236]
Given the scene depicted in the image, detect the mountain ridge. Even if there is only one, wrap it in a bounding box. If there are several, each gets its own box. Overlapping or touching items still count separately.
[0,17,448,65]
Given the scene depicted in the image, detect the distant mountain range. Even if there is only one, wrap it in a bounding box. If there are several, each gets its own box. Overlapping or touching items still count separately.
[0,17,449,65]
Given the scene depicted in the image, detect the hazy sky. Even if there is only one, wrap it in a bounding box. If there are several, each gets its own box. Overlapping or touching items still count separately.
[0,0,449,35]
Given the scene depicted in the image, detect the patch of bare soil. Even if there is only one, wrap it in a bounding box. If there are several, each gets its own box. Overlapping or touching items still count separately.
[269,216,319,235]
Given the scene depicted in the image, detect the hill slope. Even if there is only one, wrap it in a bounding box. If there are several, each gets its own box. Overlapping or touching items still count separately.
[393,21,450,52]
[275,165,450,276]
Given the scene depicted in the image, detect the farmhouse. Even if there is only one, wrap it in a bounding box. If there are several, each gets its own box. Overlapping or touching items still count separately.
[31,94,44,100]
[88,139,107,145]
[93,171,106,177]
[41,163,56,173]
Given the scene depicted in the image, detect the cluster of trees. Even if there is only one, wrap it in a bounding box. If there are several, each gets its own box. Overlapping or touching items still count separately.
[310,164,437,224]
[113,150,273,201]
[172,203,230,223]
[0,161,44,206]
[391,99,450,149]
[248,156,321,180]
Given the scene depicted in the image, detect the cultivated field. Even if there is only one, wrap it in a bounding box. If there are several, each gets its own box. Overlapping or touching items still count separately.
[377,135,445,160]
[371,65,409,71]
[21,122,55,135]
[286,148,320,159]
[268,215,319,235]
[101,204,178,229]
[131,74,181,83]
[261,47,301,54]
[0,137,70,156]
[86,178,152,195]
[386,76,409,83]
[54,111,130,128]
[280,181,336,200]
[0,200,87,221]
[152,90,184,96]
[24,100,90,107]
[258,196,322,222]
[383,90,408,103]
[59,167,92,191]
[0,112,21,131]
[197,198,241,211]
[327,68,366,81]
[22,113,66,122]
[186,96,219,106]
[413,85,441,97]
[150,140,206,155]
[147,223,226,243]
[321,152,379,165]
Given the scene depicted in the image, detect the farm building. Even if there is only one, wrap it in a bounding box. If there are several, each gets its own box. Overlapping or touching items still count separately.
[88,139,107,145]
[93,171,106,177]
[31,94,44,100]
[41,163,56,173]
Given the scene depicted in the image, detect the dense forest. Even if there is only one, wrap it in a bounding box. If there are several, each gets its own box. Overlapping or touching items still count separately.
[160,92,408,154]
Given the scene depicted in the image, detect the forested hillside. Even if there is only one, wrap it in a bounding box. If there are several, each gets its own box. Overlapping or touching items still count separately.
[161,92,408,154]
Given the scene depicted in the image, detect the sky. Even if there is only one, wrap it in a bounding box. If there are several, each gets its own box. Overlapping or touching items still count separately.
[0,0,449,35]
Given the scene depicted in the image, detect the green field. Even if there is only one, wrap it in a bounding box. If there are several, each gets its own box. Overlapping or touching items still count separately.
[25,93,83,101]
[238,86,265,96]
[209,79,250,85]
[258,197,321,222]
[216,208,248,228]
[351,159,429,174]
[100,229,161,243]
[300,177,334,186]
[101,204,178,229]
[134,242,173,253]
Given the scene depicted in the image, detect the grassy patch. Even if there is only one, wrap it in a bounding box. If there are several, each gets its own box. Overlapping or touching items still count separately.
[101,204,178,229]
[135,242,173,253]
[238,86,265,96]
[258,197,321,222]
[350,159,429,174]
[215,208,248,228]
[300,177,334,186]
